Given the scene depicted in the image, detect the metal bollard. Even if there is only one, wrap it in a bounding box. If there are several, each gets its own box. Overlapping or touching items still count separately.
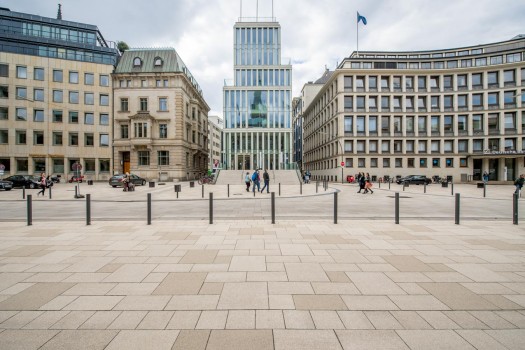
[227,184,230,198]
[75,186,78,198]
[451,183,454,196]
[279,183,281,196]
[202,184,204,199]
[27,194,32,226]
[455,193,460,225]
[403,182,406,191]
[388,180,391,190]
[147,193,151,225]
[483,183,486,198]
[424,182,426,194]
[271,192,275,224]
[334,192,338,224]
[379,181,381,189]
[513,192,518,225]
[300,182,302,195]
[395,192,400,224]
[86,194,91,226]
[209,192,214,224]
[23,186,26,199]
[48,186,52,199]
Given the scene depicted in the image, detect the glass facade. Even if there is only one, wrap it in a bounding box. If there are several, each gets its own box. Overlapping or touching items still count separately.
[223,21,292,170]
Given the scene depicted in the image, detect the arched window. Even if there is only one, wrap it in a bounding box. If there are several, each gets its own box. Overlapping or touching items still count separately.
[154,57,163,67]
[133,57,142,67]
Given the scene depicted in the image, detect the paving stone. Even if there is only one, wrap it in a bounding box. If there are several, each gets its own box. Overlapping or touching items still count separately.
[293,295,347,310]
[457,330,509,350]
[389,295,450,311]
[79,311,121,330]
[0,283,74,311]
[347,272,406,295]
[269,295,295,309]
[107,311,147,330]
[335,330,409,349]
[365,311,403,329]
[0,330,59,350]
[229,256,266,271]
[469,311,517,329]
[391,311,433,330]
[274,329,342,350]
[417,311,460,329]
[1,311,43,329]
[165,295,219,310]
[397,330,476,349]
[285,263,329,282]
[484,329,525,350]
[442,311,489,329]
[114,296,170,311]
[166,311,201,329]
[341,296,399,311]
[217,282,268,309]
[310,310,345,329]
[226,310,255,329]
[24,311,69,330]
[283,310,315,329]
[63,296,123,311]
[179,250,218,264]
[39,330,117,350]
[105,330,179,350]
[337,311,374,330]
[172,330,209,350]
[207,330,274,350]
[418,283,499,310]
[152,272,206,295]
[195,310,228,329]
[137,311,174,329]
[256,310,285,329]
[50,311,95,330]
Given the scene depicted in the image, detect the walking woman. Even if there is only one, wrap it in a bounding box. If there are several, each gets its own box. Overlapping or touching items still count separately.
[37,172,47,196]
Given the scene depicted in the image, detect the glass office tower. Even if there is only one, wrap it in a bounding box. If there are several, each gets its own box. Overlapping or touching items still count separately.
[222,18,292,170]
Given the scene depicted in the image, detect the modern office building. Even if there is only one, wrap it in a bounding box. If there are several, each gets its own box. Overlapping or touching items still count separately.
[0,7,118,179]
[303,35,525,183]
[112,48,209,181]
[208,115,223,169]
[222,13,293,170]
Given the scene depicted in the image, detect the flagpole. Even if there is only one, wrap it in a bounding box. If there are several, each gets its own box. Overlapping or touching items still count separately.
[356,13,359,58]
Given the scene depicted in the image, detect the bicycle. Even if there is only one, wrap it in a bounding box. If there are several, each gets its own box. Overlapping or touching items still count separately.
[198,175,215,185]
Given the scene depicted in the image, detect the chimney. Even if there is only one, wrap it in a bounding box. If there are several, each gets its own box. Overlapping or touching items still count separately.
[57,3,62,20]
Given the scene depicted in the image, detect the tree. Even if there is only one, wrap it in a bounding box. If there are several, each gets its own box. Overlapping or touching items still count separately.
[117,41,129,54]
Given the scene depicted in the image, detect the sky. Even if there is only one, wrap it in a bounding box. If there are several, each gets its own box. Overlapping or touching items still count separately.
[4,0,525,117]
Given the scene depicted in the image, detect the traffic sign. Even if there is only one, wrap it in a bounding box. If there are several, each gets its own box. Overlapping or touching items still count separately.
[340,161,345,166]
[72,162,82,171]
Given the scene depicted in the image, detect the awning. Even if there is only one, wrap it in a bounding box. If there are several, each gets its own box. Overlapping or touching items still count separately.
[468,151,525,159]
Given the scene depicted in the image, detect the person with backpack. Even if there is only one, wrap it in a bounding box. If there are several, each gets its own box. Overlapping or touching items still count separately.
[252,169,260,193]
[244,172,252,192]
[261,169,270,193]
[357,172,366,193]
[514,174,524,196]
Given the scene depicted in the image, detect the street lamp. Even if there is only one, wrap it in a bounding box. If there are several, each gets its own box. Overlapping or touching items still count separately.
[316,131,344,184]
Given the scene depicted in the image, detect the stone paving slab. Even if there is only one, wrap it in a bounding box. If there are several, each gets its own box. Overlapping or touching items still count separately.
[0,218,524,349]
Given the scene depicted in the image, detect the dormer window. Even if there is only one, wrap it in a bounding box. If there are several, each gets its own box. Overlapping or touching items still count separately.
[154,57,163,67]
[133,57,142,67]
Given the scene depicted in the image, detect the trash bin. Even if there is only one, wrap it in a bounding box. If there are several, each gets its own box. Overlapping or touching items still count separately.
[174,184,181,192]
[87,180,93,185]
[149,181,155,188]
[442,182,448,188]
[477,183,485,188]
[190,181,195,188]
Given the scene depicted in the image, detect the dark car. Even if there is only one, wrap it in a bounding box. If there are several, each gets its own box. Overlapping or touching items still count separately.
[3,175,40,189]
[109,174,147,187]
[0,179,13,191]
[396,175,432,185]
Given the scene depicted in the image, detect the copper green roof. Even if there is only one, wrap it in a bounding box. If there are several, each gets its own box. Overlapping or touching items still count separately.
[115,48,202,95]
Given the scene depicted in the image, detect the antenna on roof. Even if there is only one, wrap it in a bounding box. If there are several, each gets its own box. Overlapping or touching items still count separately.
[57,3,62,20]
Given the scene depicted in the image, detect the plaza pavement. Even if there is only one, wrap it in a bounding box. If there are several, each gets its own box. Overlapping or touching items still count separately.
[0,182,524,349]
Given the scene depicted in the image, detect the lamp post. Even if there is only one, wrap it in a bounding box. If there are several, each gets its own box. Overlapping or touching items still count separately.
[316,131,344,184]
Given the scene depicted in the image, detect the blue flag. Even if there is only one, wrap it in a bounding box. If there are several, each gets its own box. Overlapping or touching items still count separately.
[357,12,367,25]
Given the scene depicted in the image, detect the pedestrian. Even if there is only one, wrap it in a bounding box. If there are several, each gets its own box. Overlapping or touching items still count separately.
[244,171,251,192]
[305,170,311,184]
[36,172,46,196]
[483,171,489,184]
[261,169,270,193]
[363,180,374,194]
[514,174,524,196]
[252,169,260,193]
[122,172,130,192]
[357,172,366,193]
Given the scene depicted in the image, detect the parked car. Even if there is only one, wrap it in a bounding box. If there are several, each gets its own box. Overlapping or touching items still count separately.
[0,179,13,191]
[3,175,39,188]
[109,174,147,187]
[396,175,432,185]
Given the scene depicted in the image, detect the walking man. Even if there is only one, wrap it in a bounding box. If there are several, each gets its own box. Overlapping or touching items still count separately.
[252,169,260,193]
[261,169,270,193]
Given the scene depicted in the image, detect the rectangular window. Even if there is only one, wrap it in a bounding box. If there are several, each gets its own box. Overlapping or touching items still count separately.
[33,109,44,122]
[69,132,78,146]
[458,140,468,152]
[52,110,63,123]
[473,139,483,152]
[138,151,150,166]
[344,116,353,133]
[431,116,440,133]
[472,93,482,107]
[369,76,377,89]
[53,89,63,103]
[0,106,7,120]
[159,97,168,111]
[16,66,27,79]
[84,73,94,85]
[344,76,353,90]
[84,133,94,146]
[0,129,7,144]
[0,64,8,77]
[356,96,365,109]
[69,71,79,84]
[444,140,453,153]
[504,91,515,105]
[405,76,414,90]
[381,140,390,152]
[69,111,79,124]
[0,85,7,98]
[504,70,515,84]
[34,88,44,101]
[69,91,79,104]
[140,98,148,111]
[100,159,110,172]
[444,115,453,133]
[418,140,427,153]
[99,75,109,86]
[100,94,109,106]
[84,112,94,125]
[369,140,378,153]
[457,74,467,88]
[488,92,499,106]
[355,76,365,88]
[383,158,390,168]
[381,116,390,134]
[100,113,109,125]
[34,67,44,80]
[134,122,148,138]
[408,158,415,168]
[393,116,402,133]
[457,115,467,132]
[158,151,169,166]
[420,158,427,167]
[15,86,26,100]
[472,73,482,86]
[344,96,353,110]
[84,159,96,172]
[100,133,109,147]
[432,158,440,167]
[381,96,389,110]
[358,158,365,167]
[159,124,167,138]
[369,116,378,133]
[458,94,467,108]
[33,131,44,145]
[345,158,353,168]
[16,130,26,144]
[121,124,129,139]
[381,77,389,90]
[488,113,499,132]
[120,98,129,112]
[356,116,365,133]
[505,112,516,130]
[418,116,427,134]
[84,92,94,105]
[444,95,453,108]
[370,158,378,167]
[52,132,62,146]
[344,140,353,152]
[418,76,426,90]
[16,108,27,121]
[53,69,63,82]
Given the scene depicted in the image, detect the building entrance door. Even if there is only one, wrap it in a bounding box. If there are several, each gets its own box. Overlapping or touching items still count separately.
[473,159,482,181]
[489,159,499,181]
[122,152,130,174]
[237,155,251,170]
